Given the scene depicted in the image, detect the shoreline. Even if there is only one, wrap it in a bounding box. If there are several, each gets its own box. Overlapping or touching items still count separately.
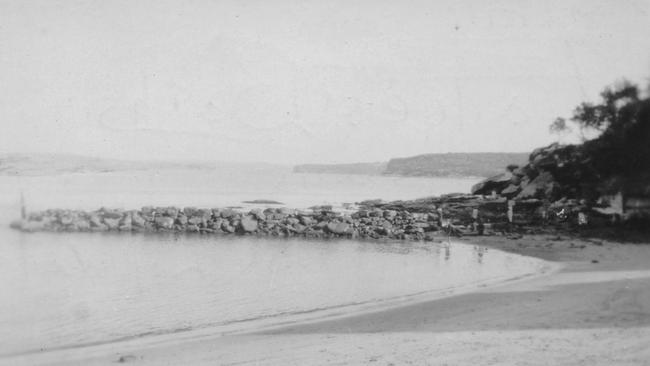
[5,233,650,365]
[1,236,557,361]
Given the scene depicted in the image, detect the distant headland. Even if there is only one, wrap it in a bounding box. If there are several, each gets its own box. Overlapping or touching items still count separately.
[294,152,528,178]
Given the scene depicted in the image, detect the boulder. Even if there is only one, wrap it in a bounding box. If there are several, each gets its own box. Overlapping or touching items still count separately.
[427,212,439,222]
[197,209,213,219]
[176,215,188,226]
[267,213,287,220]
[131,213,146,228]
[60,215,74,226]
[383,210,397,220]
[239,216,258,233]
[104,218,120,230]
[141,206,154,216]
[315,221,329,229]
[278,207,295,216]
[286,217,300,225]
[220,209,238,219]
[188,216,203,225]
[165,207,179,217]
[75,219,91,231]
[89,214,103,227]
[292,223,306,233]
[101,208,124,219]
[249,209,266,221]
[154,216,175,230]
[353,210,369,218]
[516,171,556,199]
[221,222,235,233]
[501,184,522,198]
[299,216,314,226]
[326,222,350,235]
[471,171,513,195]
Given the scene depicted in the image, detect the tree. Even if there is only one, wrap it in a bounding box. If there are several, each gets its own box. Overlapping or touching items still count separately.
[569,80,640,136]
[550,79,650,195]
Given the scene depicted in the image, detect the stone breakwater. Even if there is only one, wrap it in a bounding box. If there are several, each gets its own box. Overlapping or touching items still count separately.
[10,193,595,240]
[10,204,445,241]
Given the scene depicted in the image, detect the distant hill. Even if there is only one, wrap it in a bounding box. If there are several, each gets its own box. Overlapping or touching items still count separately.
[384,153,529,177]
[293,153,529,178]
[0,154,216,176]
[293,162,387,175]
[0,153,292,176]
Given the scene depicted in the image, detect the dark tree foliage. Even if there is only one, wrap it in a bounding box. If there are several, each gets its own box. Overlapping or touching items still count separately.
[571,81,640,132]
[552,80,650,195]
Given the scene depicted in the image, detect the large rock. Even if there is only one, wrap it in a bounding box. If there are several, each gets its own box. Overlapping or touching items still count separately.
[239,216,258,233]
[299,215,314,225]
[326,222,351,235]
[383,210,397,220]
[165,207,179,217]
[89,214,104,227]
[154,216,175,229]
[104,218,120,230]
[131,212,146,227]
[221,222,235,233]
[188,216,203,225]
[183,207,198,217]
[292,223,307,233]
[176,215,188,226]
[220,209,238,219]
[249,209,266,221]
[501,184,522,198]
[278,207,295,216]
[101,208,124,219]
[75,219,91,231]
[471,171,513,195]
[516,171,556,199]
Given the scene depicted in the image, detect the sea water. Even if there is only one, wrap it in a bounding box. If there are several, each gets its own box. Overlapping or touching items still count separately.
[0,167,546,355]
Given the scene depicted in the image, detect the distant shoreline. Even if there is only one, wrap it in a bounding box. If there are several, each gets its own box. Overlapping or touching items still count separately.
[293,152,528,178]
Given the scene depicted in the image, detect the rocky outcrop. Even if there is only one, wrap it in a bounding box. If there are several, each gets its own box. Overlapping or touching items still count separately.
[471,171,513,196]
[471,143,584,202]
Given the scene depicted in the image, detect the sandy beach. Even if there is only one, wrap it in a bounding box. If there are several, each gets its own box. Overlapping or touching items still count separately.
[4,233,649,366]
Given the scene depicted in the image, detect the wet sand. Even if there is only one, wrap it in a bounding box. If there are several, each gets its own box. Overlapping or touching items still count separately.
[6,234,650,366]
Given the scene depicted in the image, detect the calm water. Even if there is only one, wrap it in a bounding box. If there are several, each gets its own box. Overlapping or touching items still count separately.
[0,168,547,355]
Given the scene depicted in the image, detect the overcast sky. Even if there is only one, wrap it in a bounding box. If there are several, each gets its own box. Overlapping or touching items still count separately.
[1,0,649,164]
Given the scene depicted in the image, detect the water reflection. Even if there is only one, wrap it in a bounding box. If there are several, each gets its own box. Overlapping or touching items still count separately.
[0,229,546,355]
[473,245,488,264]
[444,242,451,261]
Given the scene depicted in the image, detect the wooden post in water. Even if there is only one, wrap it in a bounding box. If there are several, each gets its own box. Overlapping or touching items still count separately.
[20,192,26,219]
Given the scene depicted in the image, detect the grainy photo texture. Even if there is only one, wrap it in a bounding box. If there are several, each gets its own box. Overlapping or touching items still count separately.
[1,1,650,365]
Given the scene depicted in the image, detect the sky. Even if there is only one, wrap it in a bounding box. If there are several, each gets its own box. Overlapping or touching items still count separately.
[1,0,649,164]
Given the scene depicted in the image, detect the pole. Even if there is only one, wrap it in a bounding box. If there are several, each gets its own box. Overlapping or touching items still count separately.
[20,192,26,219]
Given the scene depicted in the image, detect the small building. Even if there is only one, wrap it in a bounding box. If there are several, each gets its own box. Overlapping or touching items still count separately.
[596,186,650,220]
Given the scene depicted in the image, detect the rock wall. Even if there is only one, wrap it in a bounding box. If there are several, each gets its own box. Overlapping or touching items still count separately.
[10,194,597,239]
[10,205,447,241]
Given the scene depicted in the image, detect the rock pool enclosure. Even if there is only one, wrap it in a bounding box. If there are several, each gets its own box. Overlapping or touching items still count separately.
[10,193,597,239]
